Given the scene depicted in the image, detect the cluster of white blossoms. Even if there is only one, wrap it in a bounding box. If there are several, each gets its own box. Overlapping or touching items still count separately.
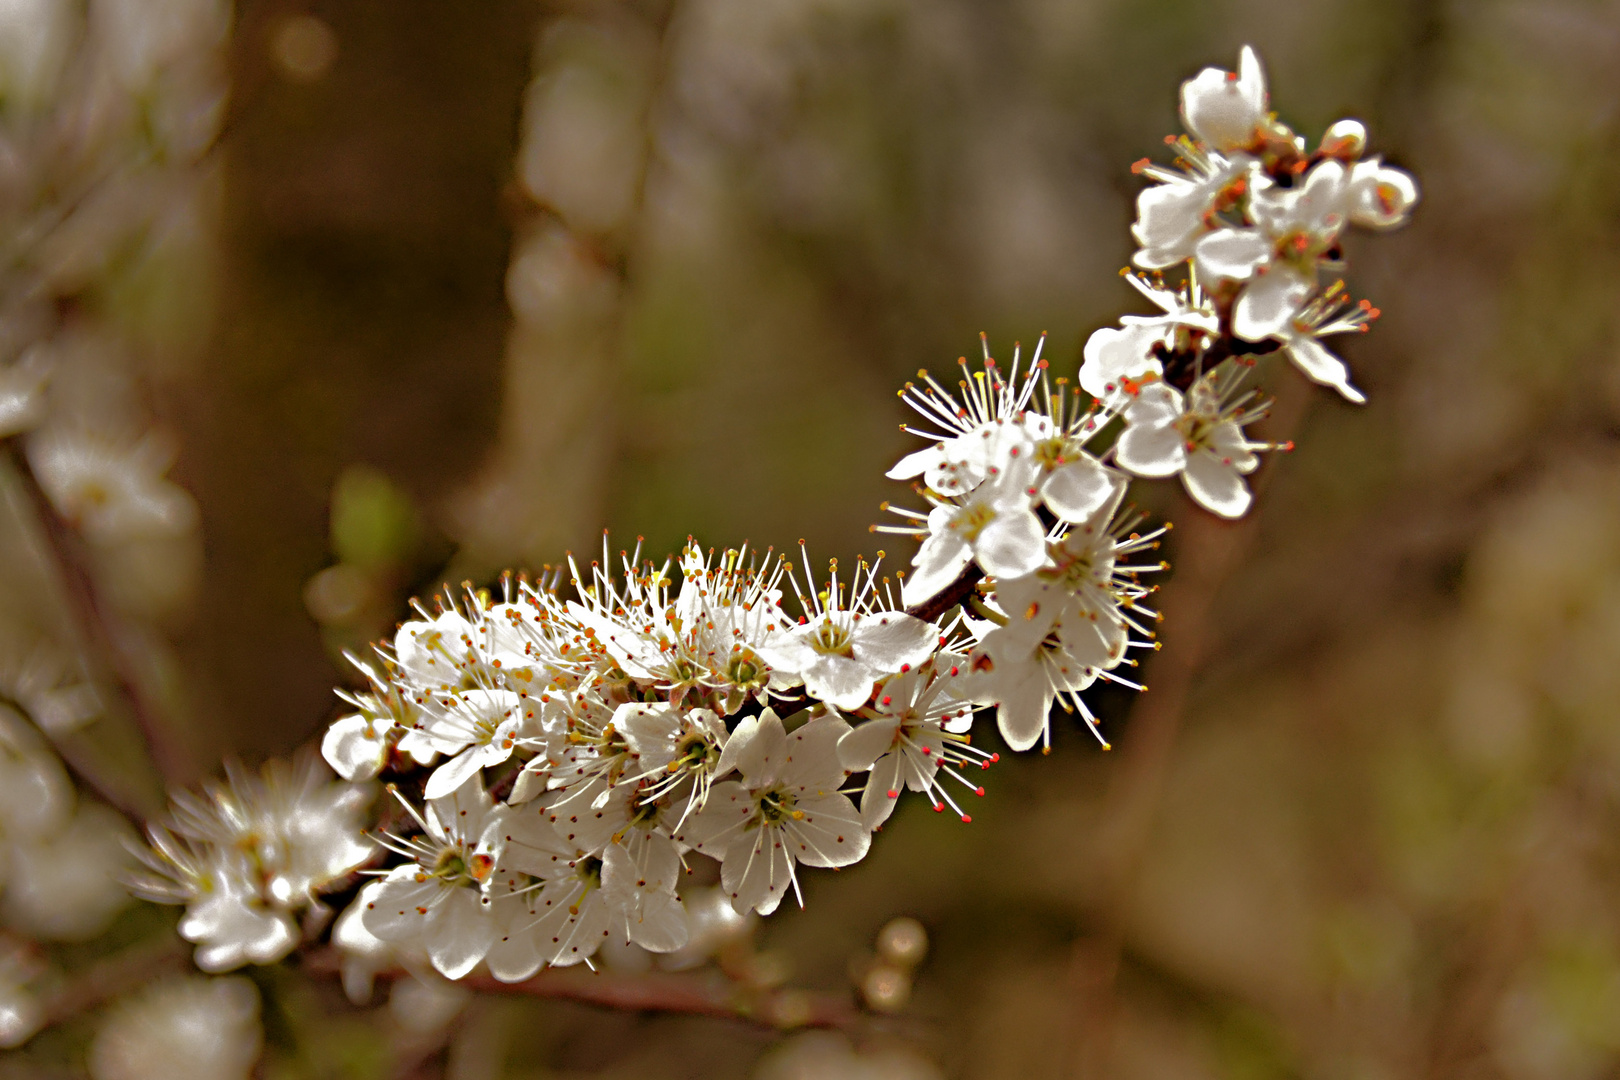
[127,45,1414,992]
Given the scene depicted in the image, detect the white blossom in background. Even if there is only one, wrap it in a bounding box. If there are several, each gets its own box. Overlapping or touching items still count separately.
[0,641,103,735]
[0,938,42,1049]
[755,1031,943,1080]
[88,975,261,1080]
[131,758,374,972]
[27,430,199,542]
[0,704,73,845]
[4,802,133,940]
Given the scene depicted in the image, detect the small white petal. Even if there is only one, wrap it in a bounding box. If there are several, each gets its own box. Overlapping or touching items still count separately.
[1182,453,1253,519]
[1232,266,1312,340]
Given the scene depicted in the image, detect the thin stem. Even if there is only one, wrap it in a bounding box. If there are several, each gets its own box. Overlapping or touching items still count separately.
[2,440,186,791]
[301,946,862,1031]
[904,563,983,624]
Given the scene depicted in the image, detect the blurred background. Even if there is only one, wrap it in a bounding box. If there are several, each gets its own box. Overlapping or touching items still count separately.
[10,0,1620,1076]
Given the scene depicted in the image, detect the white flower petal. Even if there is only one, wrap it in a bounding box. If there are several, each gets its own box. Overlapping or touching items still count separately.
[783,714,853,791]
[838,717,901,772]
[1180,46,1268,150]
[1181,453,1253,519]
[1042,457,1123,523]
[321,713,393,782]
[782,791,869,869]
[975,510,1046,579]
[851,613,937,673]
[427,888,497,980]
[1284,335,1364,402]
[886,444,945,481]
[1232,266,1312,340]
[721,828,793,916]
[423,746,486,802]
[802,654,876,711]
[1194,227,1269,282]
[1116,419,1186,479]
[902,529,971,609]
[860,756,905,831]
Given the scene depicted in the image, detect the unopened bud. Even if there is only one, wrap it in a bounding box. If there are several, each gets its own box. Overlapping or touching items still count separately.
[1321,119,1367,160]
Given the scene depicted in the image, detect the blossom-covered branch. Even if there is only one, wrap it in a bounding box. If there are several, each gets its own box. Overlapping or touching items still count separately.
[126,44,1416,1020]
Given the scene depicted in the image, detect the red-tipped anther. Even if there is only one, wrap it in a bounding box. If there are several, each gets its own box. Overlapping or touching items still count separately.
[1130,156,1151,174]
[961,815,972,824]
[880,696,892,706]
[933,803,945,813]
[921,747,931,756]
[975,786,985,796]
[887,789,898,799]
[990,753,1000,763]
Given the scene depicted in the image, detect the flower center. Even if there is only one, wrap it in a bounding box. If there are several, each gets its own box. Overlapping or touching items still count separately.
[726,650,766,688]
[949,501,997,541]
[758,786,799,825]
[810,620,854,657]
[433,847,492,886]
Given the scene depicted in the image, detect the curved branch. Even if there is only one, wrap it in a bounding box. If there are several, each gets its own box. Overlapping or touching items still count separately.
[301,946,861,1030]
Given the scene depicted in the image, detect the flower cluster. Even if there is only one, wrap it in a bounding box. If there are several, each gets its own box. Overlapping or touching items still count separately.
[317,547,987,980]
[128,44,1415,992]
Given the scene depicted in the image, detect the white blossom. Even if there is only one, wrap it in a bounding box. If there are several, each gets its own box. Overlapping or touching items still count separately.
[836,655,990,828]
[0,939,41,1049]
[675,709,869,915]
[1179,45,1268,152]
[1345,156,1420,230]
[1114,375,1267,519]
[761,558,938,711]
[27,428,198,541]
[1131,148,1253,271]
[1194,159,1349,340]
[362,777,503,980]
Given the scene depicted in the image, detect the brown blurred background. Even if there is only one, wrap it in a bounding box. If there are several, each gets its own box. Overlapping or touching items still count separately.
[127,0,1620,1075]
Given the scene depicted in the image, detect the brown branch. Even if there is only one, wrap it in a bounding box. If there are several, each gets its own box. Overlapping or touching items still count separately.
[903,563,984,624]
[2,441,185,793]
[301,946,861,1030]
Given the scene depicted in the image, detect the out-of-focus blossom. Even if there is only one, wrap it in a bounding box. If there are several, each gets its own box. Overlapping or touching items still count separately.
[3,801,132,940]
[88,975,261,1080]
[27,429,198,542]
[130,757,374,972]
[0,938,41,1048]
[755,1031,942,1080]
